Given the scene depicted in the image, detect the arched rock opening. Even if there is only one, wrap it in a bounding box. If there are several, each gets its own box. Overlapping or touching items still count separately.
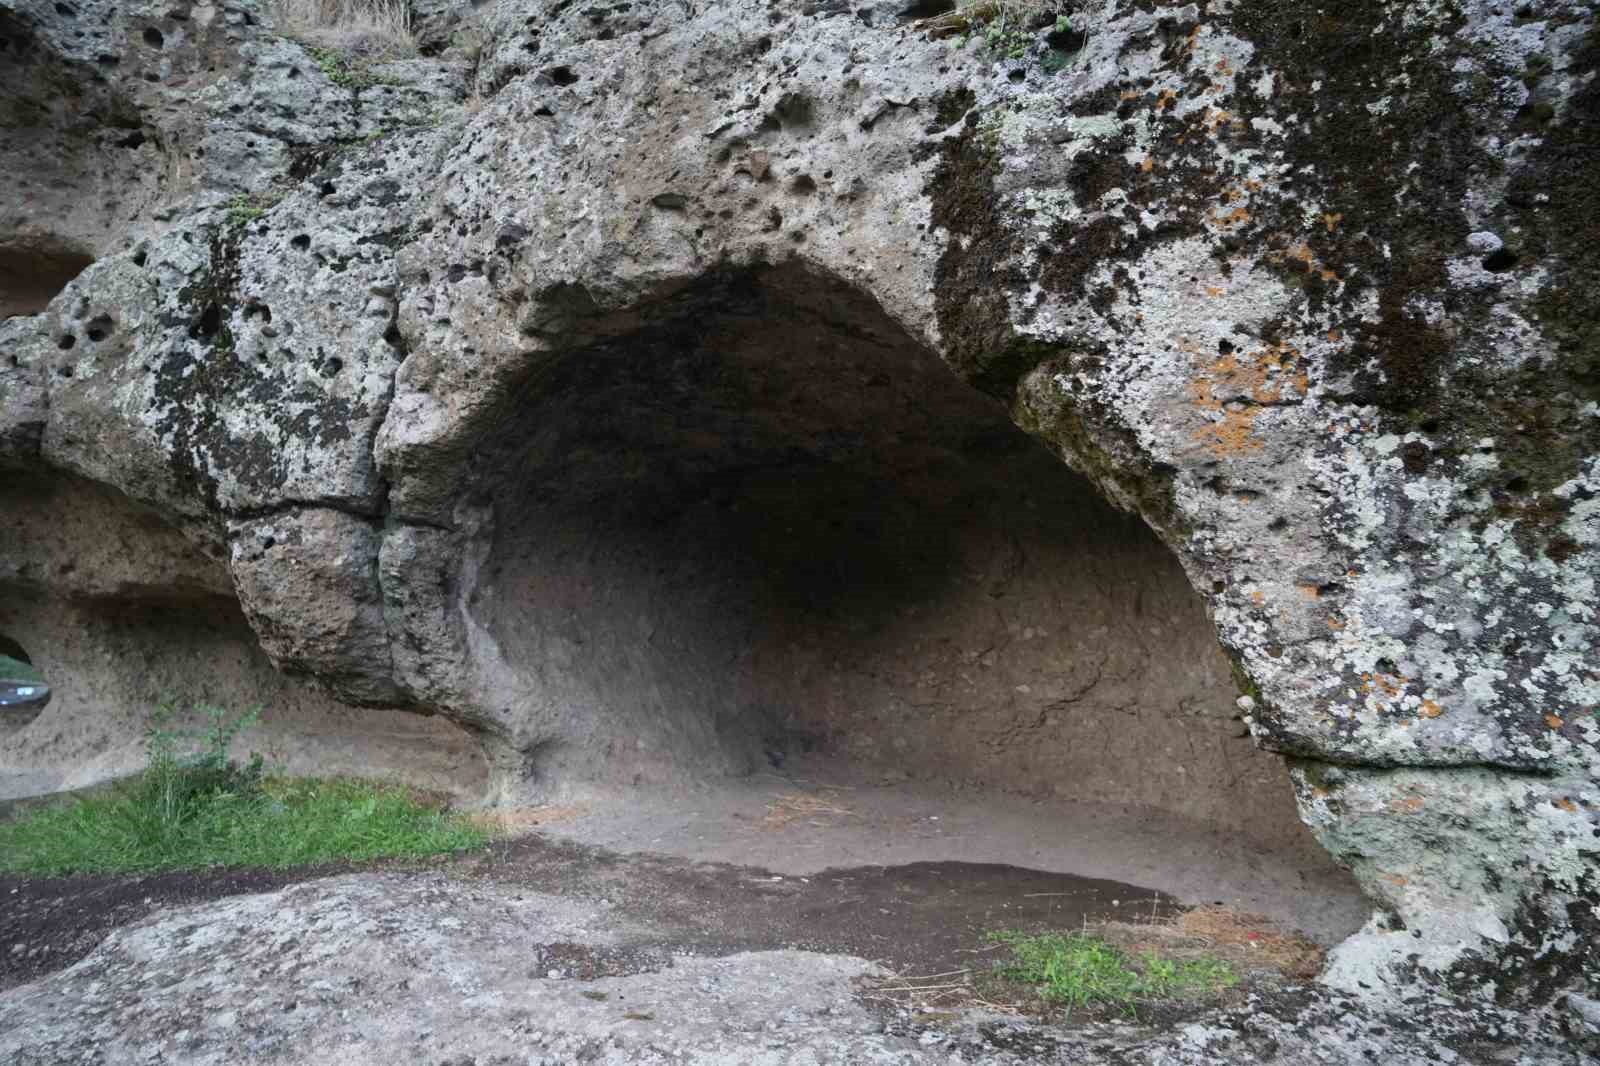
[0,631,50,734]
[0,242,94,319]
[0,471,487,802]
[467,264,1318,854]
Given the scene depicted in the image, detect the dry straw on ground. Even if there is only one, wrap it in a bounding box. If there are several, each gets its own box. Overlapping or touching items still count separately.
[270,0,414,55]
[858,904,1324,1014]
[759,791,856,830]
[468,804,587,836]
[1100,904,1326,980]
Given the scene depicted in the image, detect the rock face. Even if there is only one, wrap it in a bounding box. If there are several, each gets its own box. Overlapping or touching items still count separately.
[0,872,1584,1065]
[0,0,1596,1009]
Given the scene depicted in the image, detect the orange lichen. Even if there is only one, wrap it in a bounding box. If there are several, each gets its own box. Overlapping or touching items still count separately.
[1361,672,1405,699]
[1419,699,1444,719]
[1249,590,1266,606]
[1186,339,1309,457]
[1267,239,1342,283]
[1388,796,1426,814]
[1555,798,1579,813]
[1545,714,1565,729]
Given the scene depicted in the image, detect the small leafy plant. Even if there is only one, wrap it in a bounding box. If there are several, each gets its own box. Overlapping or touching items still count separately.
[930,1,1082,69]
[139,703,265,832]
[306,44,396,90]
[224,194,267,228]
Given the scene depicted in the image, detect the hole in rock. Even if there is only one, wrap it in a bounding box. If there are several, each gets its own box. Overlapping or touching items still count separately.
[470,264,1365,940]
[1046,25,1088,52]
[898,0,957,19]
[1481,247,1519,272]
[0,633,50,732]
[0,243,94,318]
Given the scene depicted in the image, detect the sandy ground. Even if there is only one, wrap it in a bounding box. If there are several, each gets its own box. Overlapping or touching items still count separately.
[540,757,1370,946]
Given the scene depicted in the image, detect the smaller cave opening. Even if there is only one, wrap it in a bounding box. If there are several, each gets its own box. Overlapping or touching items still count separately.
[0,632,51,732]
[0,473,490,803]
[0,242,94,319]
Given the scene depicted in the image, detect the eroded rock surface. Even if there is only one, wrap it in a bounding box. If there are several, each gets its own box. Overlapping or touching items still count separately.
[1,0,1596,1009]
[0,873,1587,1065]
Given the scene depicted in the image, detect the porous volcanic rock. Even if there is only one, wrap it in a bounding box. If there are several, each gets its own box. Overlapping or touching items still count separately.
[1,0,1596,1010]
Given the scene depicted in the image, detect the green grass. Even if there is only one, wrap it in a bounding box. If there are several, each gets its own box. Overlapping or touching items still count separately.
[988,931,1236,1016]
[0,775,488,876]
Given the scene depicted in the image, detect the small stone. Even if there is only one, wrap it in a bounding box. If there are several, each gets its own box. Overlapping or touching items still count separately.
[1236,695,1256,712]
[1466,230,1504,254]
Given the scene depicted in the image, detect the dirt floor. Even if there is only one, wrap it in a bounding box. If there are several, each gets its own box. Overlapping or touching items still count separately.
[0,840,1143,990]
[535,757,1370,946]
[2,766,1369,1007]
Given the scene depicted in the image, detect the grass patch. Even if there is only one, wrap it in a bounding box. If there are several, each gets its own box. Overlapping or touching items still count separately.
[988,930,1236,1017]
[0,703,485,876]
[0,775,488,876]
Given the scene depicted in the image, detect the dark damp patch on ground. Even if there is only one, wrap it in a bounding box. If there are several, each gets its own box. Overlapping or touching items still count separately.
[0,860,378,992]
[2,834,1170,996]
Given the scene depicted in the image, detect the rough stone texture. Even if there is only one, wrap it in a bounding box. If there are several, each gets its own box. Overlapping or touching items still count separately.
[229,509,403,705]
[0,0,1596,1010]
[0,873,1587,1065]
[0,473,486,800]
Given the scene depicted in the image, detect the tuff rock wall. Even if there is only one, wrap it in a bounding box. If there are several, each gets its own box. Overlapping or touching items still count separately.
[0,0,1596,1011]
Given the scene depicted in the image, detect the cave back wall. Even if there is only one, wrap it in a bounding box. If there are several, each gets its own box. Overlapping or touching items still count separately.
[460,266,1302,847]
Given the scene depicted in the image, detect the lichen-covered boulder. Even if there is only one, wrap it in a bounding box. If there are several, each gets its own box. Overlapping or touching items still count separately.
[1,0,1595,1013]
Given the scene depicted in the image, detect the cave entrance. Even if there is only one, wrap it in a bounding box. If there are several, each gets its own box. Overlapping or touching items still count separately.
[473,263,1364,940]
[0,242,93,318]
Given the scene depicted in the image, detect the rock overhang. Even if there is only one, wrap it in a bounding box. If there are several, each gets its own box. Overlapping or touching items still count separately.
[0,0,1593,1013]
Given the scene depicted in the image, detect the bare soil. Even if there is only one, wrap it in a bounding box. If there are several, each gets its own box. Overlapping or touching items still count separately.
[0,861,367,991]
[1,835,1162,994]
